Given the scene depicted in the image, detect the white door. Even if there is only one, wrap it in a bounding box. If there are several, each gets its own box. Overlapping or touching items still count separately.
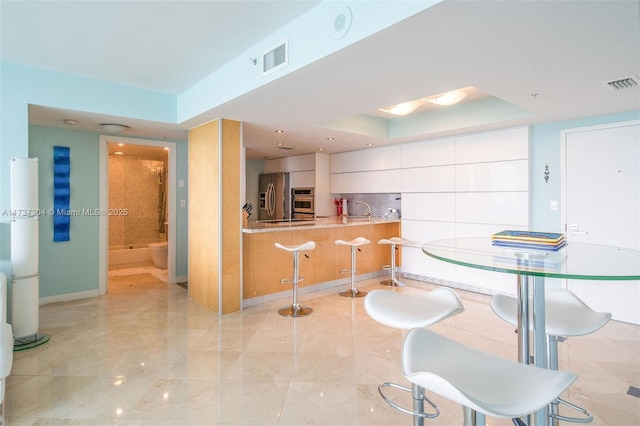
[562,121,640,324]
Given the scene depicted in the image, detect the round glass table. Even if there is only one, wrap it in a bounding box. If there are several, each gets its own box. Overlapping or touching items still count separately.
[422,237,640,426]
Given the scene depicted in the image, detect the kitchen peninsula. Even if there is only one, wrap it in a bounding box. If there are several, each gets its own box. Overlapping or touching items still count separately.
[242,217,401,302]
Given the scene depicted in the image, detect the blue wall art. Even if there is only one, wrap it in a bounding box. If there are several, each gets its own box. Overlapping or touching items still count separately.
[53,146,70,242]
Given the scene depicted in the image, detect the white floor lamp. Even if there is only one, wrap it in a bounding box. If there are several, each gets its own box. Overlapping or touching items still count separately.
[10,157,48,349]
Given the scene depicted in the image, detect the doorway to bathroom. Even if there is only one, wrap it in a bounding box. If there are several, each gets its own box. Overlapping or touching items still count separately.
[98,135,177,294]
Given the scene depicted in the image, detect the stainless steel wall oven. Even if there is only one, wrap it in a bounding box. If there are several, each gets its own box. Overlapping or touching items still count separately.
[292,187,314,219]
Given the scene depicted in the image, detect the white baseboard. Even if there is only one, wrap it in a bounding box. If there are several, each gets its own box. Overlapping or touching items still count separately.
[40,289,100,306]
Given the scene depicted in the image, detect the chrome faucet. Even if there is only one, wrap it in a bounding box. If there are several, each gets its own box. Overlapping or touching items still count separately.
[355,200,371,219]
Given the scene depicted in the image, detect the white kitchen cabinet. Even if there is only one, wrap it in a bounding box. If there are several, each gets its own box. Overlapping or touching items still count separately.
[290,170,315,188]
[361,169,401,192]
[264,153,315,174]
[455,160,528,192]
[401,165,455,193]
[402,193,455,222]
[401,136,455,168]
[285,153,315,172]
[263,158,285,173]
[455,126,528,163]
[455,192,528,226]
[330,172,362,193]
[362,145,402,170]
[330,151,362,173]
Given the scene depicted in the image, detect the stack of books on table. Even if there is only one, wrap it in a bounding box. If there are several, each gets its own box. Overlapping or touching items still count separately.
[491,230,567,252]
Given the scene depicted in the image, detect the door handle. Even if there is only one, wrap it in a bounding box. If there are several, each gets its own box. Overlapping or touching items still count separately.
[267,183,275,216]
[568,224,588,235]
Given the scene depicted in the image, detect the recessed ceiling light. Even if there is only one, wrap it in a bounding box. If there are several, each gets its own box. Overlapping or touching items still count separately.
[63,119,78,126]
[113,151,125,155]
[318,147,325,151]
[275,129,284,133]
[276,142,284,146]
[366,143,374,146]
[326,137,335,141]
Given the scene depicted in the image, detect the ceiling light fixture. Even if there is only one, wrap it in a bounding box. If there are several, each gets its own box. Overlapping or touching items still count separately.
[424,90,467,106]
[326,137,335,141]
[275,129,284,133]
[113,151,125,155]
[379,89,468,116]
[379,99,424,116]
[100,123,130,133]
[63,119,78,126]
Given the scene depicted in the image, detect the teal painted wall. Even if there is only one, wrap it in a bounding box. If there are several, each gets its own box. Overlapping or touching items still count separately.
[0,62,181,291]
[530,110,640,231]
[28,127,100,297]
[0,63,31,275]
[27,125,189,297]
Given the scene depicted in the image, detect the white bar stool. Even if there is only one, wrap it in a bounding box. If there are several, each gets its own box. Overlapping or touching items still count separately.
[490,289,611,424]
[364,288,464,425]
[402,328,578,426]
[275,241,316,317]
[336,237,370,298]
[378,237,406,286]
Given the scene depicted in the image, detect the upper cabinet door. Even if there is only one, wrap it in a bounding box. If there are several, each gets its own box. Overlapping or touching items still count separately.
[456,126,529,163]
[330,172,362,193]
[362,145,401,171]
[402,137,456,168]
[330,151,362,173]
[286,154,315,172]
[362,170,401,192]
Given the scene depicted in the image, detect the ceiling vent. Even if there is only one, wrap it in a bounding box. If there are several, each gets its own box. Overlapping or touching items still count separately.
[262,39,288,76]
[603,75,638,91]
[277,145,295,151]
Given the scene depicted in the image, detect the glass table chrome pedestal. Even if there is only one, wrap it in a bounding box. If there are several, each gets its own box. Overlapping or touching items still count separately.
[422,238,640,426]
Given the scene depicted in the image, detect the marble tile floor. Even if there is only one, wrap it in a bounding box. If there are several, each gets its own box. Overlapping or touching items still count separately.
[6,270,640,425]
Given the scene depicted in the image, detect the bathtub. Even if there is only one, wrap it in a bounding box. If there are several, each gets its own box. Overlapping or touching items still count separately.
[108,244,153,269]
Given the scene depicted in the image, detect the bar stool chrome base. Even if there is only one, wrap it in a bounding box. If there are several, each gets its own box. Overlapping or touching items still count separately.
[379,277,405,287]
[364,288,465,426]
[274,241,316,318]
[278,304,313,317]
[490,289,610,425]
[378,237,406,287]
[336,237,370,298]
[338,288,366,298]
[377,382,439,422]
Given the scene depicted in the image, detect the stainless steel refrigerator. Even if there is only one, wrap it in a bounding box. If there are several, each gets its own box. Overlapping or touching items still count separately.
[258,172,290,221]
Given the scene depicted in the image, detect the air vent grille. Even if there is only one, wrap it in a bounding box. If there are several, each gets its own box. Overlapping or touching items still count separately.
[604,76,638,90]
[277,145,295,151]
[262,39,288,76]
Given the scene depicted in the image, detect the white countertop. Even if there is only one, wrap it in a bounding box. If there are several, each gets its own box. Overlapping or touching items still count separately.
[242,216,400,233]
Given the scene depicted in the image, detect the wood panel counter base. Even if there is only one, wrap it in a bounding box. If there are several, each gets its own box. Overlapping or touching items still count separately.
[243,219,400,301]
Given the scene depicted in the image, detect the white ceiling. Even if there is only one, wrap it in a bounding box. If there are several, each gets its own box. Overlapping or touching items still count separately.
[3,1,639,159]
